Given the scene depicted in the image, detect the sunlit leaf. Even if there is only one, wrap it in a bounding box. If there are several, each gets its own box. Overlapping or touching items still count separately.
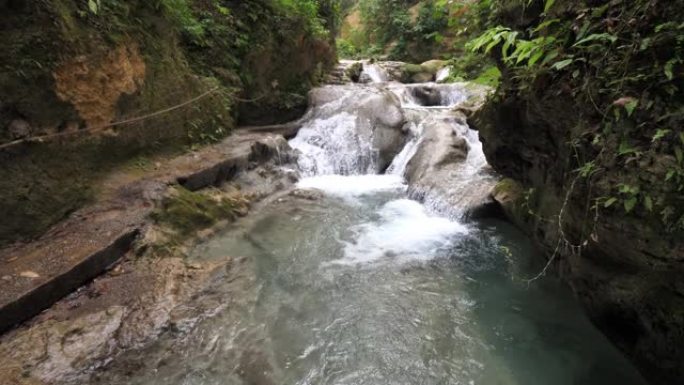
[551,58,573,70]
[604,197,618,208]
[625,99,638,117]
[573,33,617,46]
[624,197,637,213]
[88,0,98,14]
[644,196,653,212]
[544,0,556,13]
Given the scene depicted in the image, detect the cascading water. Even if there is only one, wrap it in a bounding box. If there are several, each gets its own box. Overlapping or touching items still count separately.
[360,63,389,83]
[94,63,648,385]
[436,66,451,83]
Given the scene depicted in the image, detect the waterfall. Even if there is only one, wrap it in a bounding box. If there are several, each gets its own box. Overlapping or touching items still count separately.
[289,69,496,219]
[288,111,375,176]
[436,66,451,83]
[361,63,388,83]
[386,122,423,176]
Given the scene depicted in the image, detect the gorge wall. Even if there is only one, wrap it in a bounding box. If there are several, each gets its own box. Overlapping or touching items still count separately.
[469,1,684,384]
[0,0,336,246]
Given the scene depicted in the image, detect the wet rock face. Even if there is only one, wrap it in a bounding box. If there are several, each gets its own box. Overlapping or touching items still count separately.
[472,94,684,385]
[293,85,407,175]
[406,118,469,182]
[410,86,444,106]
[404,113,498,218]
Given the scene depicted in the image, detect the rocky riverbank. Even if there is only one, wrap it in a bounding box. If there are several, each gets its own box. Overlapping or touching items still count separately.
[0,130,301,385]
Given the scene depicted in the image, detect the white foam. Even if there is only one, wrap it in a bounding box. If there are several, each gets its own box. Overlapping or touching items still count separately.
[386,122,423,177]
[436,67,451,83]
[362,63,388,83]
[336,199,468,265]
[289,112,375,176]
[296,175,406,199]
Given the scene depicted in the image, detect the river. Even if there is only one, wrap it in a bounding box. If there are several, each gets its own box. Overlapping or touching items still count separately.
[92,66,647,385]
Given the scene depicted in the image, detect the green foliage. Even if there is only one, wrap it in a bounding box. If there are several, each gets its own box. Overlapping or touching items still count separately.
[276,0,329,37]
[156,0,206,44]
[472,0,684,232]
[336,38,359,58]
[473,66,501,87]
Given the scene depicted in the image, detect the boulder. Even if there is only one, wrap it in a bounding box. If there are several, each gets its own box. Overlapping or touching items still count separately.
[405,113,498,217]
[293,85,407,174]
[420,59,448,74]
[411,72,434,83]
[7,118,31,139]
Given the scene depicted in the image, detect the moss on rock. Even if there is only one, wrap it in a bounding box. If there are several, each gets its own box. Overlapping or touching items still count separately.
[151,186,248,239]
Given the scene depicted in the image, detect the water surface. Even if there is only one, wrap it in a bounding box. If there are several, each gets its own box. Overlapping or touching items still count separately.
[95,175,647,385]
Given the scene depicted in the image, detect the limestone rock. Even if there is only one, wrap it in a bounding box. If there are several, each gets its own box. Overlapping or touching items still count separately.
[405,113,498,217]
[411,72,434,83]
[420,59,448,74]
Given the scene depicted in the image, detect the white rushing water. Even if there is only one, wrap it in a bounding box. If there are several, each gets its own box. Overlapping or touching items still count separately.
[385,121,423,175]
[338,198,468,266]
[436,66,451,83]
[296,174,406,200]
[360,63,389,83]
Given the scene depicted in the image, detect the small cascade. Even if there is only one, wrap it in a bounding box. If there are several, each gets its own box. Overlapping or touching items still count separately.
[324,60,355,85]
[388,83,468,109]
[435,66,451,83]
[289,111,374,175]
[386,122,423,176]
[361,63,389,83]
[289,63,496,219]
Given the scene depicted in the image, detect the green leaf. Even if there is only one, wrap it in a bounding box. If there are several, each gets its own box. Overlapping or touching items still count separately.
[551,59,574,70]
[573,33,617,46]
[680,132,684,145]
[666,170,676,181]
[644,196,653,212]
[541,50,559,66]
[532,19,560,34]
[665,60,675,80]
[618,141,637,156]
[88,0,98,14]
[652,129,671,142]
[676,147,683,164]
[528,50,545,67]
[624,197,638,213]
[625,99,638,116]
[544,0,556,13]
[604,197,618,208]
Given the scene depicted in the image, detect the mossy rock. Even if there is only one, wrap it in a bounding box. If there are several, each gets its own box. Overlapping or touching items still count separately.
[420,60,448,74]
[151,186,246,238]
[493,178,524,202]
[401,63,433,83]
[345,62,363,82]
[401,63,424,75]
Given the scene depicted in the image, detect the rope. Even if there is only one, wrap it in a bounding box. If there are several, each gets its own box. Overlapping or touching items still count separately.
[0,86,221,151]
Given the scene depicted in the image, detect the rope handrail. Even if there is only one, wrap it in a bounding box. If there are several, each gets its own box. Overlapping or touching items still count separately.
[0,86,223,151]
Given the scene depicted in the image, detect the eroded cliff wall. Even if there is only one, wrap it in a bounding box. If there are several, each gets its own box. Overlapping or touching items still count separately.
[0,0,336,245]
